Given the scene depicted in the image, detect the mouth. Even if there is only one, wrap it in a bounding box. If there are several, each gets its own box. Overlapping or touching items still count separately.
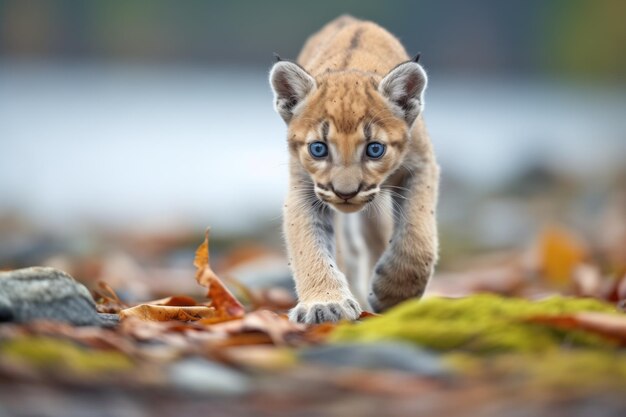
[314,187,378,214]
[331,201,365,213]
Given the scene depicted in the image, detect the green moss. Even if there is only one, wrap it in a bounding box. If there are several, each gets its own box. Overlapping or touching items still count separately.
[1,337,134,374]
[332,294,619,353]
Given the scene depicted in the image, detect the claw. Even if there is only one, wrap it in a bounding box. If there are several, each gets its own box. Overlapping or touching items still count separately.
[290,298,362,324]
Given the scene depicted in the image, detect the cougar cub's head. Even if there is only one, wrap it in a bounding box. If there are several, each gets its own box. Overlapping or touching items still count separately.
[270,59,427,213]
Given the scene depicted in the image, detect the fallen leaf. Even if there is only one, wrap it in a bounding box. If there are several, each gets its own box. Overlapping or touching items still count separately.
[359,311,380,319]
[119,304,216,322]
[93,281,127,313]
[302,322,338,344]
[239,310,303,345]
[201,310,305,346]
[143,295,197,307]
[193,230,210,270]
[212,332,274,347]
[528,312,626,344]
[194,229,246,319]
[537,226,587,286]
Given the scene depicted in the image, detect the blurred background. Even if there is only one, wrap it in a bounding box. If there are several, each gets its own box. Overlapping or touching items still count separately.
[1,0,625,293]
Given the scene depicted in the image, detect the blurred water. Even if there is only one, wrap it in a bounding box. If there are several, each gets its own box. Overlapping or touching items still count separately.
[1,61,625,233]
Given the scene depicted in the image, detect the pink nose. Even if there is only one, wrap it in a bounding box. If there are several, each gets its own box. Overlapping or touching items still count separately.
[333,188,359,200]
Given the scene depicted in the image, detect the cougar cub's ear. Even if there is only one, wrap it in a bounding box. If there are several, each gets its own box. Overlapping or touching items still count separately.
[270,61,316,123]
[379,61,428,126]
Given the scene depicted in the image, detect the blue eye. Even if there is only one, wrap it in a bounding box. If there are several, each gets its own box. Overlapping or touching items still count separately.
[309,141,328,158]
[366,142,386,159]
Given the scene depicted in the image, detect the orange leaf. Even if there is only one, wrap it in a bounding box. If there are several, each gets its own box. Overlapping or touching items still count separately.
[537,226,587,286]
[193,229,210,270]
[302,322,338,344]
[119,304,216,322]
[143,295,197,307]
[194,229,246,319]
[359,311,380,319]
[528,312,626,344]
[200,310,305,346]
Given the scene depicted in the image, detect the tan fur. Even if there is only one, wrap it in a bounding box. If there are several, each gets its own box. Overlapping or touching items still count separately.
[270,15,439,323]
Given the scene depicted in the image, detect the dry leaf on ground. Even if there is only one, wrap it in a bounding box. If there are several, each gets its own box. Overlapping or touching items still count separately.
[143,295,198,306]
[527,312,626,344]
[202,309,305,346]
[119,305,216,322]
[93,281,127,313]
[537,226,587,286]
[194,229,246,319]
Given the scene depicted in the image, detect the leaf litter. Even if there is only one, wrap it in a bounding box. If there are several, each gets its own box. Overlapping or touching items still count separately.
[1,224,626,414]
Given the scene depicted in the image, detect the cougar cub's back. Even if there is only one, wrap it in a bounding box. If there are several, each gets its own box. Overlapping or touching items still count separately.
[298,15,408,75]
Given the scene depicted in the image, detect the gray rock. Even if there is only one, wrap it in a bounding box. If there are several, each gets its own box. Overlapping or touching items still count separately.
[299,342,448,377]
[168,357,251,395]
[98,313,120,327]
[0,267,116,327]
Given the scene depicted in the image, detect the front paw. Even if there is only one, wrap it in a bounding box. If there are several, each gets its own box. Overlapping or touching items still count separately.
[368,291,396,313]
[289,297,362,324]
[369,259,434,313]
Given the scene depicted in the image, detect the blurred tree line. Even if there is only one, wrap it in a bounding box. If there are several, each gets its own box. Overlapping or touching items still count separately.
[1,0,624,80]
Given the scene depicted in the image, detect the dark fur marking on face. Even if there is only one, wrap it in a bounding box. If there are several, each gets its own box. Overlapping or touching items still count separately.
[316,183,331,191]
[388,141,405,149]
[336,114,365,134]
[363,122,372,141]
[321,121,329,142]
[289,139,305,153]
[363,183,377,191]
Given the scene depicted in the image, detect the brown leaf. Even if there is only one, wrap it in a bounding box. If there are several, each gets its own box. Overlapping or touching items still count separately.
[239,310,303,345]
[213,332,274,347]
[194,229,246,319]
[302,322,338,344]
[527,312,626,344]
[193,229,210,270]
[119,304,216,322]
[201,310,305,346]
[143,295,197,307]
[93,281,127,313]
